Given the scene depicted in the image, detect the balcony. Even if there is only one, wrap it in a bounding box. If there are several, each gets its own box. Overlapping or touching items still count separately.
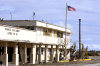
[0,25,70,47]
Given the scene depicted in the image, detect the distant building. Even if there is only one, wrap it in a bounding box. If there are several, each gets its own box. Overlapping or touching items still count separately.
[0,20,71,66]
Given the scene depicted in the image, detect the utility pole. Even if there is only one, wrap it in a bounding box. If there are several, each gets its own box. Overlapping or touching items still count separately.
[79,19,81,58]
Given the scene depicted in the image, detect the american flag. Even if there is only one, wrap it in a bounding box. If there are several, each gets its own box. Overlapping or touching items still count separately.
[67,6,76,11]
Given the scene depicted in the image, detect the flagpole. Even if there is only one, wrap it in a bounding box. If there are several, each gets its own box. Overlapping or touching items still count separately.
[64,3,68,60]
[65,3,67,46]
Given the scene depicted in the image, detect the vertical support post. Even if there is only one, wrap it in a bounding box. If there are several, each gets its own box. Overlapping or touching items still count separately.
[44,45,48,63]
[38,44,41,63]
[50,45,54,62]
[3,42,8,66]
[13,43,19,65]
[23,44,27,63]
[36,45,38,61]
[79,19,81,58]
[30,44,36,64]
[56,45,59,62]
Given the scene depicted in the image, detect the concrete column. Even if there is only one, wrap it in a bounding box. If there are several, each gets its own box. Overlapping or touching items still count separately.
[36,45,38,62]
[44,45,48,63]
[30,44,36,64]
[56,45,59,62]
[50,45,54,62]
[23,44,27,63]
[3,42,8,66]
[13,43,19,65]
[38,44,41,63]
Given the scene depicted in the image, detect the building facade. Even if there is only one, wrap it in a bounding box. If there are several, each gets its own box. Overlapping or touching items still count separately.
[0,20,71,66]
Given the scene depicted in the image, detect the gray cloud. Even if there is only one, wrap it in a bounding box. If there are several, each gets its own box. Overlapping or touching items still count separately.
[0,6,15,11]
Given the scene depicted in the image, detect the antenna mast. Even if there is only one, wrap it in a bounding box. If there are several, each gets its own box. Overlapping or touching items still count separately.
[33,11,35,20]
[10,12,12,20]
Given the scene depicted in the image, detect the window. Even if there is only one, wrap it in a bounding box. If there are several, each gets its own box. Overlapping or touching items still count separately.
[57,31,63,38]
[54,30,57,37]
[0,47,4,55]
[24,26,35,30]
[41,48,44,55]
[43,28,52,36]
[67,33,70,36]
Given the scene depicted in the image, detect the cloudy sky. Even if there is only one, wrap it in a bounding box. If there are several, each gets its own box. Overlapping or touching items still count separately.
[0,0,100,50]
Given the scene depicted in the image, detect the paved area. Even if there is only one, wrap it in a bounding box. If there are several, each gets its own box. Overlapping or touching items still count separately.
[0,57,100,66]
[83,63,100,66]
[19,59,100,66]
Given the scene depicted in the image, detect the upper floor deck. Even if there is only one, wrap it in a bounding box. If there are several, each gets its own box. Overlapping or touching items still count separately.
[0,24,70,48]
[0,20,71,47]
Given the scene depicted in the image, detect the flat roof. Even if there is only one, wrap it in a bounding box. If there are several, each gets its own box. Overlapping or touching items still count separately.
[0,20,70,29]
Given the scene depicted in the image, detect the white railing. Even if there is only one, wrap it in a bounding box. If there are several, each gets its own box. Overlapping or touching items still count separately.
[36,36,65,45]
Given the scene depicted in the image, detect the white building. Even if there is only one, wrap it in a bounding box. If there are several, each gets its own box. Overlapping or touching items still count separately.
[0,20,71,66]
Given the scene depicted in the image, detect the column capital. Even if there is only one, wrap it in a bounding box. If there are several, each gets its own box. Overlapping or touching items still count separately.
[4,42,7,54]
[45,45,48,48]
[31,44,36,48]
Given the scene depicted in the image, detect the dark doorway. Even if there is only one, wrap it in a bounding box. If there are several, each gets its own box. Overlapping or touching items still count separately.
[27,48,31,63]
[19,47,22,62]
[8,47,13,62]
[0,47,4,55]
[0,47,4,64]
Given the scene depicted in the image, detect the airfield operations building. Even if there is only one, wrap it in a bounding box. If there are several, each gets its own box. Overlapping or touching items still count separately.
[0,20,71,66]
